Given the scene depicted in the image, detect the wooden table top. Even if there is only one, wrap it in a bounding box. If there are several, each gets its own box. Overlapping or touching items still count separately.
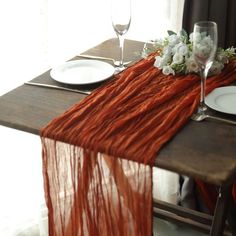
[0,38,236,186]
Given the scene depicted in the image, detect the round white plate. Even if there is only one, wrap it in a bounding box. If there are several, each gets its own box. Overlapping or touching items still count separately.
[205,86,236,115]
[50,60,115,85]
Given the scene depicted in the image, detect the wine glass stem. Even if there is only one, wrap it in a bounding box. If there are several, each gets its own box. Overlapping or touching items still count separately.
[199,68,207,113]
[117,34,124,67]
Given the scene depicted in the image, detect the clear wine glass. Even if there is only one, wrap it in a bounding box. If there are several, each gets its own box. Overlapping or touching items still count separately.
[192,21,218,117]
[111,0,131,71]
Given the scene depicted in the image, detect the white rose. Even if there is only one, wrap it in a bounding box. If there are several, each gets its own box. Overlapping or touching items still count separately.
[209,61,224,75]
[186,58,199,73]
[172,42,188,56]
[216,53,229,64]
[173,52,184,64]
[162,65,175,75]
[172,42,182,54]
[168,34,180,46]
[154,56,166,69]
[226,47,236,54]
[201,36,213,47]
[195,44,211,59]
[163,46,172,56]
[154,56,162,68]
[178,44,188,56]
[154,54,171,69]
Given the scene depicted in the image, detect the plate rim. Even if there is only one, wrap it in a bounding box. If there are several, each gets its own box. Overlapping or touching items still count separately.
[205,86,236,115]
[50,59,115,85]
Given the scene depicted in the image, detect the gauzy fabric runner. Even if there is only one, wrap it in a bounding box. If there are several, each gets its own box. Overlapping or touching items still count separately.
[40,55,236,236]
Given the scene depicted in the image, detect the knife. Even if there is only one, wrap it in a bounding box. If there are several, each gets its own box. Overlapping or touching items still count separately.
[78,54,116,62]
[78,54,133,66]
[24,82,92,95]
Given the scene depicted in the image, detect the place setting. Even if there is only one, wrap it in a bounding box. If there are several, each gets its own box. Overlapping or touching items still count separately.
[188,21,236,125]
[24,59,116,95]
[192,86,236,125]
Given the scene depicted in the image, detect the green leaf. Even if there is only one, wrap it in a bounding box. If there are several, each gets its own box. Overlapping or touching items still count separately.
[167,30,177,36]
[180,29,188,37]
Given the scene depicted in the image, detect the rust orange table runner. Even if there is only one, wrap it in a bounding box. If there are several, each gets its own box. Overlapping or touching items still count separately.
[40,55,236,236]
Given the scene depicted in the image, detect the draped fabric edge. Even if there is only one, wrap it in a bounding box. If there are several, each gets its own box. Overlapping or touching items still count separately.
[41,138,153,236]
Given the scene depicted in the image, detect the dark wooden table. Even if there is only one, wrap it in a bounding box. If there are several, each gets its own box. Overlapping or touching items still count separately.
[0,38,235,236]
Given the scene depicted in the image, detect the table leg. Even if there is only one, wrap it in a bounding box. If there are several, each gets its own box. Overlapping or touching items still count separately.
[210,185,232,236]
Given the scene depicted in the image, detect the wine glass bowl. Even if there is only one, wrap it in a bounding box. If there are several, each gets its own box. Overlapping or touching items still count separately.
[192,21,218,114]
[112,24,130,36]
[111,0,131,71]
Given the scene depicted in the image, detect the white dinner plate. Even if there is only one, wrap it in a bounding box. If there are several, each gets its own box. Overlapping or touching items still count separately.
[50,60,115,85]
[205,86,236,115]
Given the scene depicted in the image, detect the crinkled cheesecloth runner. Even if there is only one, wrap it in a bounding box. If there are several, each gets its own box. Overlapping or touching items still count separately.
[40,54,236,236]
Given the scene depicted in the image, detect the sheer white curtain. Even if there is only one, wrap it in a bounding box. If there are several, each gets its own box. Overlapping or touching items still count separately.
[0,0,184,235]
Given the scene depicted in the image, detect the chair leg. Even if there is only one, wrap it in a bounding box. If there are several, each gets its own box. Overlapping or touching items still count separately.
[227,193,236,236]
[210,185,232,236]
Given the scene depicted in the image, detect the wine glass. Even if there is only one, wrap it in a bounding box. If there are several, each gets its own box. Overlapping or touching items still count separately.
[111,0,131,71]
[192,21,218,117]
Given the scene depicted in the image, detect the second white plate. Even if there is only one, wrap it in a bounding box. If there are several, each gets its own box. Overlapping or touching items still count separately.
[50,60,115,85]
[205,86,236,115]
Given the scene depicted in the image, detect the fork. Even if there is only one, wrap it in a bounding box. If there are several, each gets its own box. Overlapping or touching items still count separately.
[191,113,236,125]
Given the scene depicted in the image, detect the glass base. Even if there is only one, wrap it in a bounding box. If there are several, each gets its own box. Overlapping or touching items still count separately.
[192,104,208,122]
[198,102,207,114]
[114,65,126,73]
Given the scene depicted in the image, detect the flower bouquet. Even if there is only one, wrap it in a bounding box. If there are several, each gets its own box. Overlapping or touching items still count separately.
[142,30,236,76]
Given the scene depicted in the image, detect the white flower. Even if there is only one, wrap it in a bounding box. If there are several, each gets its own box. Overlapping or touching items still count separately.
[168,34,180,46]
[201,36,213,47]
[209,61,224,75]
[154,56,165,69]
[226,47,236,54]
[178,44,188,56]
[162,65,175,75]
[194,44,211,59]
[154,55,170,69]
[142,29,236,76]
[185,57,199,73]
[217,52,229,64]
[172,42,188,56]
[163,46,172,56]
[173,53,184,64]
[154,56,162,67]
[172,42,183,54]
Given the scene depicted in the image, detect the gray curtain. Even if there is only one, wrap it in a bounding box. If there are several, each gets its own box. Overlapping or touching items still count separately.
[182,0,236,48]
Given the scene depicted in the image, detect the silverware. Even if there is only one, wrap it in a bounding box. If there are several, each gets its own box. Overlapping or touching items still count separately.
[24,82,91,95]
[78,54,133,66]
[191,113,236,125]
